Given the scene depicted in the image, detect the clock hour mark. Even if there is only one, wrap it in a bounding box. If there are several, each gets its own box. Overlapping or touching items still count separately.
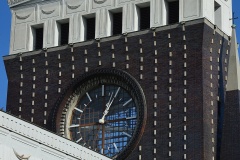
[126,116,137,120]
[96,94,98,99]
[122,132,132,137]
[77,132,80,134]
[76,137,82,143]
[114,87,120,98]
[84,104,87,107]
[123,98,132,107]
[119,98,122,101]
[113,143,119,152]
[69,124,80,128]
[101,148,103,154]
[74,108,83,113]
[102,85,104,96]
[86,92,92,102]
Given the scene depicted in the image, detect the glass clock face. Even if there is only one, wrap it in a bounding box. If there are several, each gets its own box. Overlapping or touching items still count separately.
[66,84,137,158]
[57,69,147,159]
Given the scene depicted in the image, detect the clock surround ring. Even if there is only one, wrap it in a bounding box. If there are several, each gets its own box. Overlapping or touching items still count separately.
[53,68,147,159]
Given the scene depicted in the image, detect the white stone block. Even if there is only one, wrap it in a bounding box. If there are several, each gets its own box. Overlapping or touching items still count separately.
[65,0,87,15]
[39,1,61,20]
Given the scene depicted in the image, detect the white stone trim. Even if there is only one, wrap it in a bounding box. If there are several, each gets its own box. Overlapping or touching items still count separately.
[0,111,110,160]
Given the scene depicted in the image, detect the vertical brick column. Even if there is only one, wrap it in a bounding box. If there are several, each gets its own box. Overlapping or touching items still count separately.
[182,23,188,160]
[19,55,23,118]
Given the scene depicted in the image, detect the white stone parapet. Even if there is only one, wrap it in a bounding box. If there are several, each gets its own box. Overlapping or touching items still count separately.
[7,0,28,6]
[0,111,111,160]
[8,0,232,55]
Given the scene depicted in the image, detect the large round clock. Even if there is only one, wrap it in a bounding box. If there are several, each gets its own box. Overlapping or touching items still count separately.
[55,69,147,159]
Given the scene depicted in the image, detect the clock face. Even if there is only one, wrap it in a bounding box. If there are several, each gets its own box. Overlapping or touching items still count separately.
[57,69,147,159]
[66,84,137,158]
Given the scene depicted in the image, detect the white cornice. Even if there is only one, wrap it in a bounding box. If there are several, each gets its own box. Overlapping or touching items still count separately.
[8,0,109,7]
[8,0,31,7]
[0,111,111,160]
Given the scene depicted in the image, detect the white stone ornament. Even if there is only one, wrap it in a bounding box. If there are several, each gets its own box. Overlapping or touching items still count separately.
[94,0,107,4]
[67,3,81,9]
[15,12,31,20]
[41,8,55,14]
[13,149,31,160]
[66,0,84,9]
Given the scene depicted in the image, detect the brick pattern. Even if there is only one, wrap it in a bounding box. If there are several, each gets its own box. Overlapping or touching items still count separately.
[202,25,230,160]
[4,22,230,160]
[221,90,240,160]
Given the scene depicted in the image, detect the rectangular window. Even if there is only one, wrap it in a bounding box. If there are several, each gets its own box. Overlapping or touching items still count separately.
[112,12,123,35]
[139,6,150,30]
[35,28,43,50]
[31,24,44,51]
[60,23,69,45]
[136,2,150,31]
[56,19,69,46]
[86,17,96,40]
[168,1,179,24]
[214,1,222,29]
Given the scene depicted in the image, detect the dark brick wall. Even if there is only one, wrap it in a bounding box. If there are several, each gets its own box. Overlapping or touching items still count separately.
[221,90,240,160]
[202,24,230,160]
[4,20,231,160]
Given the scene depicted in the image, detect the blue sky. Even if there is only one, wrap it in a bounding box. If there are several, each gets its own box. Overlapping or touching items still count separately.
[0,0,11,110]
[0,1,240,110]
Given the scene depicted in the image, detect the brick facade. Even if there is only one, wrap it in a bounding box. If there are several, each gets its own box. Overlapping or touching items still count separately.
[221,90,240,160]
[4,19,230,160]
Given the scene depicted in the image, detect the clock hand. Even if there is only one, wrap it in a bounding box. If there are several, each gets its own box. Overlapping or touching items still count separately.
[99,91,116,124]
[108,94,115,108]
[99,92,113,124]
[99,87,120,124]
[106,92,113,108]
[106,87,120,110]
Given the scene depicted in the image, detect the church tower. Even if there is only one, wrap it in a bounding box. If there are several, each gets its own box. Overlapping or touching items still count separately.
[4,0,238,159]
[220,25,240,160]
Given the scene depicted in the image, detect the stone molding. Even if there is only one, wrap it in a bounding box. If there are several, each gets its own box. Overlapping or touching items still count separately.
[0,111,110,160]
[8,0,29,6]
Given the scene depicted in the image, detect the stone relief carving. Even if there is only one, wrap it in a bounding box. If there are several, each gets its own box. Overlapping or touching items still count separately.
[13,149,31,160]
[15,12,31,20]
[94,0,107,4]
[41,7,55,14]
[66,0,84,10]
